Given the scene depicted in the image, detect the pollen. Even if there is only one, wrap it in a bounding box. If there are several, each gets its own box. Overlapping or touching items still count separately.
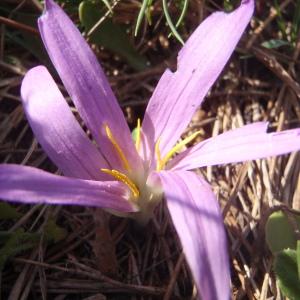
[104,124,131,171]
[101,168,140,198]
[155,130,202,171]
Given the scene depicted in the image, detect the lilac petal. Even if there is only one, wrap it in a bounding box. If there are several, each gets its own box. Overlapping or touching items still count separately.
[0,164,135,212]
[157,170,229,300]
[38,0,141,171]
[142,0,254,161]
[169,123,300,170]
[21,66,108,180]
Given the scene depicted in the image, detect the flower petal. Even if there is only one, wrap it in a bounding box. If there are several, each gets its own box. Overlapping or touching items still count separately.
[142,0,254,161]
[21,66,108,180]
[157,170,229,300]
[38,0,141,170]
[0,164,135,212]
[169,123,300,170]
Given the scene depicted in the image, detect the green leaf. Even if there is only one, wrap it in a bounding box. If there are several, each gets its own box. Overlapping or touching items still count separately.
[4,11,53,70]
[79,0,148,71]
[223,0,240,12]
[135,0,150,36]
[0,203,22,220]
[167,0,188,39]
[174,0,188,29]
[292,1,300,43]
[275,249,300,300]
[131,127,139,143]
[14,13,48,62]
[100,0,113,14]
[261,39,290,49]
[223,0,234,12]
[56,0,83,13]
[162,0,184,45]
[274,0,288,41]
[265,211,300,253]
[0,229,40,270]
[44,219,67,243]
[297,240,300,280]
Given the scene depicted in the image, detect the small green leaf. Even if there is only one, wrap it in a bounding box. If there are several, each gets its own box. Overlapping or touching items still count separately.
[0,229,40,270]
[135,0,150,36]
[0,203,22,220]
[132,127,139,143]
[167,0,188,39]
[223,0,240,12]
[100,0,113,14]
[56,0,83,13]
[162,0,184,45]
[44,219,67,243]
[261,39,290,49]
[297,240,300,280]
[145,0,153,25]
[174,0,188,29]
[265,211,300,253]
[13,13,50,64]
[274,0,288,41]
[79,0,148,71]
[292,1,300,43]
[275,249,300,300]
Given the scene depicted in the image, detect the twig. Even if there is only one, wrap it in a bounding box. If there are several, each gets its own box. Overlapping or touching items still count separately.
[0,16,39,36]
[163,253,185,300]
[251,46,300,98]
[87,0,120,37]
[246,0,293,49]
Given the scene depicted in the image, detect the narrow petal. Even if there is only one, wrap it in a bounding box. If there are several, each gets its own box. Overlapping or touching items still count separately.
[0,164,136,212]
[38,0,141,170]
[169,123,300,170]
[21,66,108,180]
[157,170,229,300]
[142,0,254,161]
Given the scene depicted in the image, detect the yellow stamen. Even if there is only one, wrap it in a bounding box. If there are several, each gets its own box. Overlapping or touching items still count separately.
[155,137,163,171]
[135,118,141,151]
[104,124,131,171]
[101,169,140,198]
[156,131,202,171]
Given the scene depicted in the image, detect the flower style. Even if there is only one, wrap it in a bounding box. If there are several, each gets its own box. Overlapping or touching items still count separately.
[1,0,300,299]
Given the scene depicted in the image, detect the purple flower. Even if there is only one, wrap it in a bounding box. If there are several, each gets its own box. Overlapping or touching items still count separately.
[0,0,299,298]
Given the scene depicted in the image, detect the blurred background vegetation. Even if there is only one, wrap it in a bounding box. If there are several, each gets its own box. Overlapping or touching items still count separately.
[0,0,300,299]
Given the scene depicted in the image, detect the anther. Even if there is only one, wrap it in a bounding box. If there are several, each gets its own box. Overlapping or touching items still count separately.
[135,118,141,151]
[101,168,140,198]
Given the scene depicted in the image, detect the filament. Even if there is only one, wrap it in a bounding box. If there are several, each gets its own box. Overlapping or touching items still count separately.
[101,169,140,198]
[155,131,202,171]
[104,124,131,171]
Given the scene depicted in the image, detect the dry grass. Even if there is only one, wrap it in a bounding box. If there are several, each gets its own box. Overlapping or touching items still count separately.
[0,0,299,299]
